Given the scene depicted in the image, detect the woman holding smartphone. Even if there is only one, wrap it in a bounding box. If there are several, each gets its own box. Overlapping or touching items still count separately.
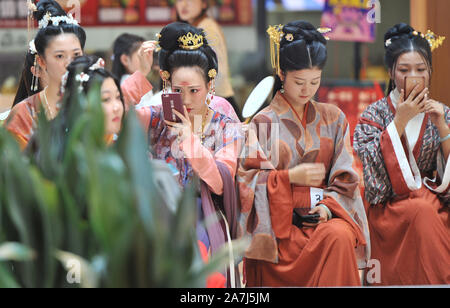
[353,23,450,286]
[125,22,242,287]
[238,21,370,287]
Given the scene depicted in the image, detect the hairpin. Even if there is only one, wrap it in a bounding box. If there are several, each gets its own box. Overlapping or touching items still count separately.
[89,58,105,71]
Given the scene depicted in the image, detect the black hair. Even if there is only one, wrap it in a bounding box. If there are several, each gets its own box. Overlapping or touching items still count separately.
[272,20,328,97]
[63,55,124,112]
[158,22,218,84]
[111,33,145,82]
[13,51,43,106]
[384,23,433,94]
[13,0,86,106]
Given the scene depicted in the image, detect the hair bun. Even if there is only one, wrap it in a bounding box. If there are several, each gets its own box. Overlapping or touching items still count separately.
[282,21,327,46]
[384,23,415,43]
[33,0,67,21]
[158,22,207,52]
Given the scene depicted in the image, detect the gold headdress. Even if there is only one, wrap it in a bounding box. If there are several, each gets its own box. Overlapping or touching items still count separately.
[424,30,445,52]
[178,32,204,50]
[267,24,333,75]
[411,29,445,51]
[267,25,284,76]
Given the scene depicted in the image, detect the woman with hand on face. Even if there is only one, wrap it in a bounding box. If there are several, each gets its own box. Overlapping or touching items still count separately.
[353,23,449,286]
[238,21,370,287]
[111,33,145,85]
[130,22,243,287]
[6,0,86,150]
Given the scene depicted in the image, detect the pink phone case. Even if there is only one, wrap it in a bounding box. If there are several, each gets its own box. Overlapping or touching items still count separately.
[162,93,184,123]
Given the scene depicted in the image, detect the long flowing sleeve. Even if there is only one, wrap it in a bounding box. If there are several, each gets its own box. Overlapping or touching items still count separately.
[180,134,241,195]
[121,71,153,108]
[353,101,394,205]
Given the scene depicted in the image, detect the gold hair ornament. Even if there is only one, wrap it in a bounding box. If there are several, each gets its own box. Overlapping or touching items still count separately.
[178,32,204,50]
[267,24,284,75]
[424,30,445,52]
[267,24,333,74]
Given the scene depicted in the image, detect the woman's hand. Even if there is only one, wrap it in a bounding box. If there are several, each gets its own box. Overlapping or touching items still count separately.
[165,106,192,143]
[288,163,326,187]
[425,99,446,129]
[302,205,329,228]
[394,86,428,135]
[137,41,157,76]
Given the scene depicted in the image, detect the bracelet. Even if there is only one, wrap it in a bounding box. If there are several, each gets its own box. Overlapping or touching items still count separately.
[440,133,450,143]
[317,204,333,221]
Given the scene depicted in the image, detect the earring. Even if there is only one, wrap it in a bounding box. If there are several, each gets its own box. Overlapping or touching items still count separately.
[161,70,170,93]
[208,69,217,103]
[280,82,285,94]
[31,55,39,92]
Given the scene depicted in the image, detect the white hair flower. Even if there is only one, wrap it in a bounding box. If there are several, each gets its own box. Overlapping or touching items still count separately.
[29,39,37,54]
[88,58,105,71]
[38,13,79,29]
[385,38,392,47]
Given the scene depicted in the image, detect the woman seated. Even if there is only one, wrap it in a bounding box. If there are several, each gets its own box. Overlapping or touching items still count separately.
[126,22,243,287]
[238,21,370,287]
[353,23,449,286]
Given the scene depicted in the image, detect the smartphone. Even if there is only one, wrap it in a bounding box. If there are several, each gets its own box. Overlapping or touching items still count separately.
[404,76,425,101]
[162,93,184,123]
[292,212,320,228]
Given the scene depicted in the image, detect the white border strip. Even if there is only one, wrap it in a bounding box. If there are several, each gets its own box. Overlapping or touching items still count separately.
[386,122,422,191]
[424,153,450,194]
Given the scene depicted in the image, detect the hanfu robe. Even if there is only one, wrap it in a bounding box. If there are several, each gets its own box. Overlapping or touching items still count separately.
[353,88,450,285]
[238,92,370,287]
[5,93,43,150]
[124,73,244,287]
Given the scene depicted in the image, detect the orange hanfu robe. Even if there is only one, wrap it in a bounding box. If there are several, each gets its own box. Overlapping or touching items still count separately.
[238,92,370,287]
[354,89,450,286]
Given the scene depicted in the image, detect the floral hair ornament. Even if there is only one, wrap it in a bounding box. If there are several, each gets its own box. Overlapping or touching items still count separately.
[267,24,284,76]
[317,27,332,40]
[89,58,105,71]
[424,30,445,51]
[38,12,79,29]
[29,39,37,55]
[29,39,40,91]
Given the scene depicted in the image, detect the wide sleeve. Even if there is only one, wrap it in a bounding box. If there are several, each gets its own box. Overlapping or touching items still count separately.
[5,102,35,151]
[320,112,369,254]
[424,105,450,204]
[180,121,242,195]
[121,71,153,108]
[353,103,394,205]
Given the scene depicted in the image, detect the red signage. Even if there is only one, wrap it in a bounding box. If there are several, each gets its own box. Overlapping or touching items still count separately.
[0,0,252,28]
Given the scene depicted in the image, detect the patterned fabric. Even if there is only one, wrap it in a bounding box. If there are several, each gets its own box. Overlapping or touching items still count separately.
[5,93,42,149]
[141,104,242,188]
[353,95,450,205]
[237,92,370,266]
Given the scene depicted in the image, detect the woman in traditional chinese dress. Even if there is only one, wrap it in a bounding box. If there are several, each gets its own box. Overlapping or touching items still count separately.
[128,22,243,287]
[353,23,449,285]
[238,21,370,287]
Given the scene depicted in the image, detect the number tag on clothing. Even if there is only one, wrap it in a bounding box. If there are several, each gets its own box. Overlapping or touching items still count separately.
[310,188,324,208]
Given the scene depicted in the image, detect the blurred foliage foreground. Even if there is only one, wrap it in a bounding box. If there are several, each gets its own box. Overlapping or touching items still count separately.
[0,78,243,288]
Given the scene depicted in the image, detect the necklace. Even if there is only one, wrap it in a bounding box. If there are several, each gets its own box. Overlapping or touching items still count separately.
[199,108,210,144]
[41,86,54,119]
